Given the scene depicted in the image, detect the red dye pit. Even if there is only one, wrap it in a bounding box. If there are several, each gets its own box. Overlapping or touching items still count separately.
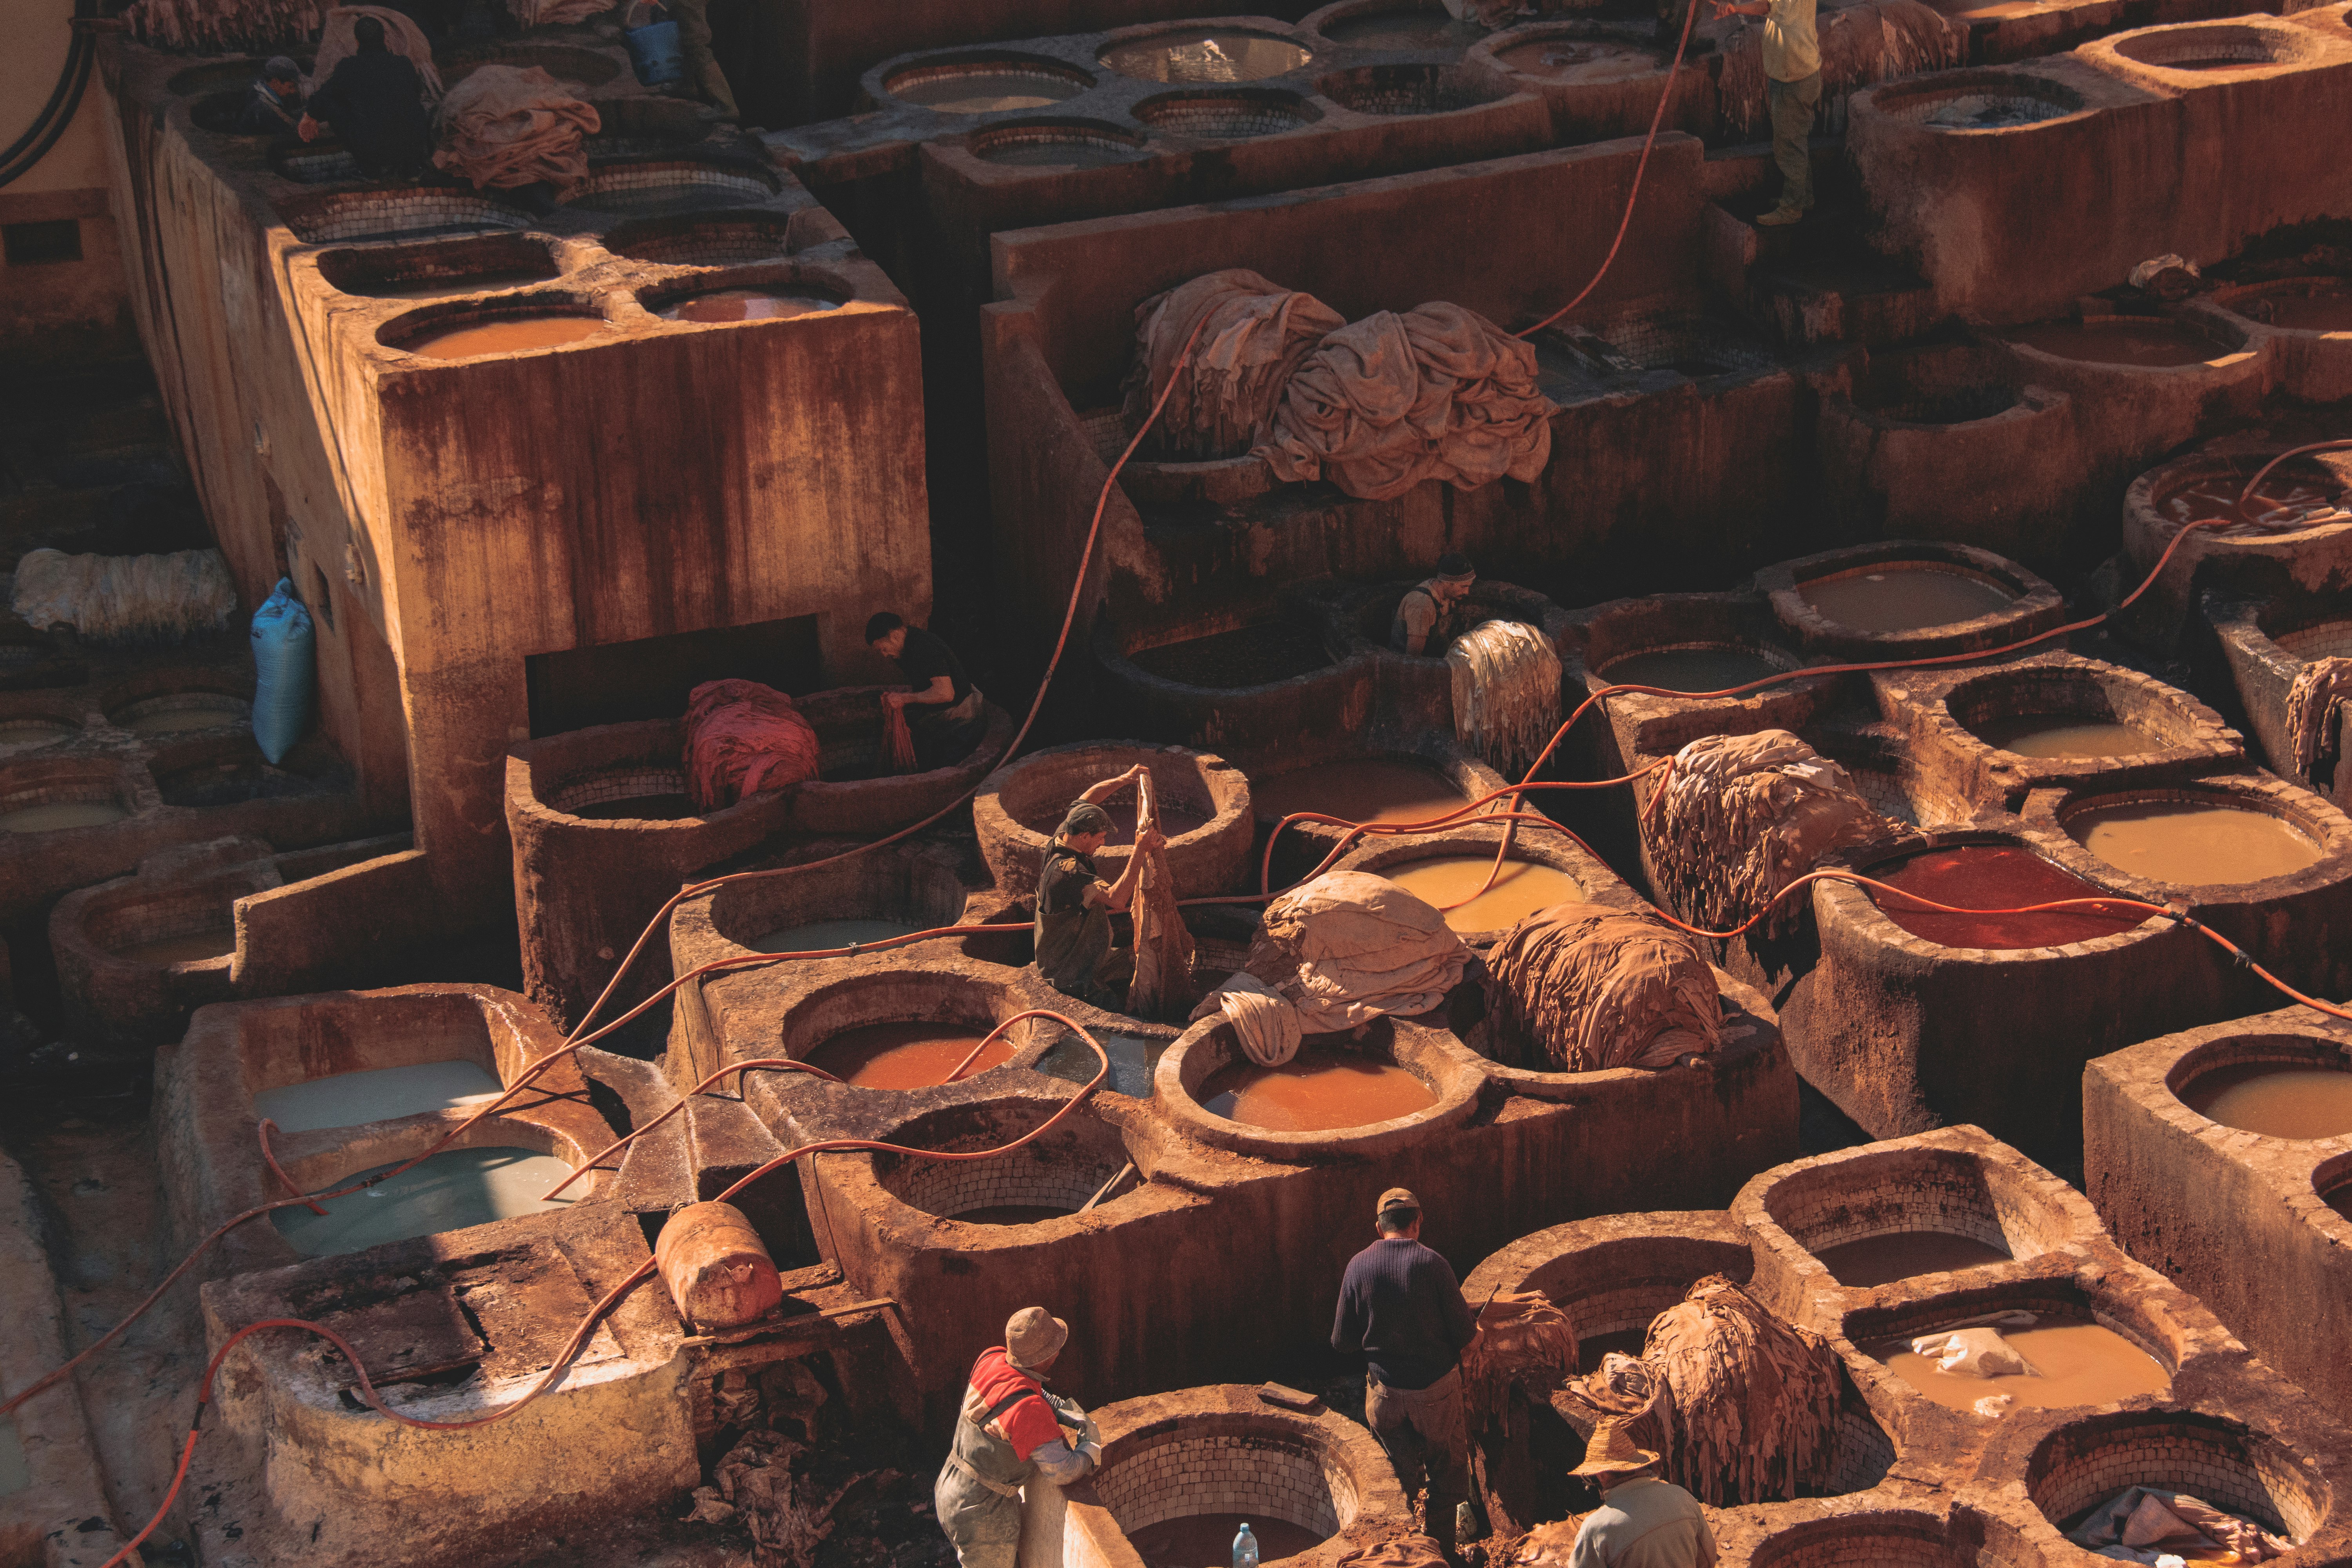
[809,1022,1009,1088]
[1867,844,2139,950]
[1128,1516,1328,1568]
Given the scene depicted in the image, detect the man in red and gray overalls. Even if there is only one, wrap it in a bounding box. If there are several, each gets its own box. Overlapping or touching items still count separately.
[935,1307,1105,1568]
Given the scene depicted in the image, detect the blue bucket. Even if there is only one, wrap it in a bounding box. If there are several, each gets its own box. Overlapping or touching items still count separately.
[625,16,683,86]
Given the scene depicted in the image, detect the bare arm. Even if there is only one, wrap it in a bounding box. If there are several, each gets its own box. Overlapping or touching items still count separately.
[1078,764,1150,806]
[1711,1,1769,16]
[886,675,956,710]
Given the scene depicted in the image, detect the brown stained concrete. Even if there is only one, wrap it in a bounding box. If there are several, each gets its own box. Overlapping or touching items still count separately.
[101,37,933,933]
[2122,446,2352,652]
[2018,769,2352,999]
[2191,274,2352,403]
[154,984,619,1281]
[49,832,410,1049]
[2083,1006,2352,1417]
[1754,541,2068,665]
[191,1202,693,1568]
[2208,593,2352,815]
[974,740,1256,899]
[506,697,1013,1032]
[1849,19,2352,326]
[0,1152,136,1568]
[1018,1384,1412,1568]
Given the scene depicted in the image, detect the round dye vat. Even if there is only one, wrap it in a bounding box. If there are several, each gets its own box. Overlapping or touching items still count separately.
[2002,320,2222,368]
[1602,645,1783,694]
[1100,28,1312,83]
[1866,844,2140,950]
[120,706,239,735]
[270,1147,579,1256]
[750,917,927,954]
[1323,11,1489,49]
[2181,1062,2352,1140]
[565,792,699,821]
[114,928,236,966]
[0,720,75,750]
[890,69,1087,113]
[402,315,608,359]
[1128,622,1332,688]
[1495,36,1655,75]
[1129,1516,1328,1568]
[951,1204,1076,1225]
[1800,567,2016,633]
[811,1021,1012,1089]
[1253,759,1468,827]
[1968,715,2160,758]
[1092,800,1212,847]
[1811,1230,2012,1288]
[252,1060,504,1134]
[658,288,840,323]
[0,800,127,832]
[2068,801,2323,885]
[2160,474,2341,530]
[1384,856,1584,932]
[2257,290,2352,332]
[1200,1044,1436,1131]
[1872,1322,2170,1411]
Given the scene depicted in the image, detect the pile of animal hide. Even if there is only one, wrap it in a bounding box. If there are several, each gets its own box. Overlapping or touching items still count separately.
[1255,302,1556,501]
[683,679,822,812]
[510,0,612,25]
[433,65,601,196]
[1123,270,1343,459]
[1491,1518,1584,1568]
[11,548,237,643]
[1336,1535,1451,1568]
[1188,972,1303,1067]
[1482,902,1721,1073]
[1555,1275,1842,1506]
[309,6,445,100]
[1120,270,1556,496]
[1716,0,1964,133]
[2067,1487,2296,1564]
[1461,1290,1581,1434]
[1644,730,1884,937]
[2286,655,2352,787]
[1448,620,1561,779]
[127,0,316,51]
[1236,871,1471,1032]
[684,1429,896,1568]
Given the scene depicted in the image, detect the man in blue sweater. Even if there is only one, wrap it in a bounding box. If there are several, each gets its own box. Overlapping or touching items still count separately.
[1332,1188,1479,1549]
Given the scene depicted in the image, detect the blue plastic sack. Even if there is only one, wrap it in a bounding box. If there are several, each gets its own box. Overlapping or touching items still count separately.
[250,578,315,765]
[625,16,683,86]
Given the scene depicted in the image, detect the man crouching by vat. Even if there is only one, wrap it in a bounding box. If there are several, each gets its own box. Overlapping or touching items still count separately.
[937,1307,1105,1568]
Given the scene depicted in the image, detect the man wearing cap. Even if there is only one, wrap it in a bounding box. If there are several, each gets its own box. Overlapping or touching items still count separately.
[1034,765,1165,1007]
[236,57,306,142]
[1391,555,1479,656]
[1566,1418,1716,1568]
[936,1307,1105,1568]
[1332,1190,1478,1548]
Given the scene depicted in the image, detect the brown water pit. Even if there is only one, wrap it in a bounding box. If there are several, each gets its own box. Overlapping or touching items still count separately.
[1129,1516,1327,1568]
[115,928,236,966]
[0,801,129,832]
[1127,622,1333,688]
[657,288,840,323]
[1495,36,1655,74]
[1253,759,1468,827]
[1602,645,1782,693]
[810,1022,1011,1089]
[1813,1230,2013,1287]
[892,71,1088,113]
[1969,717,2159,757]
[2002,319,2221,368]
[2068,802,2323,884]
[2161,474,2341,529]
[566,792,699,821]
[1385,856,1583,933]
[1867,844,2140,950]
[1200,1044,1437,1131]
[2181,1062,2352,1139]
[1800,567,2015,633]
[1871,1322,2170,1411]
[403,315,609,359]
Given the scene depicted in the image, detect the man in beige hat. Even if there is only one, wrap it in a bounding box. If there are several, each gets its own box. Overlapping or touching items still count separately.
[1332,1189,1477,1548]
[1566,1417,1715,1568]
[935,1307,1105,1568]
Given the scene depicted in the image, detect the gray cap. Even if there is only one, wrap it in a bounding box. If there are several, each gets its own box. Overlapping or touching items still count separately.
[1059,801,1113,839]
[264,55,302,80]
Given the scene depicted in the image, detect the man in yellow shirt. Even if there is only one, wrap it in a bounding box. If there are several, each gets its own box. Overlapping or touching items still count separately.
[1711,0,1820,225]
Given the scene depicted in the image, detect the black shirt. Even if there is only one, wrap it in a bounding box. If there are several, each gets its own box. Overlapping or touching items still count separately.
[303,51,432,177]
[1331,1237,1477,1391]
[236,80,303,140]
[895,626,972,708]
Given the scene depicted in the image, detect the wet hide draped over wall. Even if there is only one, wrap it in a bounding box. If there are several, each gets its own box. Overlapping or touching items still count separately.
[1448,620,1561,780]
[1124,270,1345,460]
[1481,901,1721,1073]
[433,66,601,196]
[2286,655,2352,787]
[1644,729,1885,937]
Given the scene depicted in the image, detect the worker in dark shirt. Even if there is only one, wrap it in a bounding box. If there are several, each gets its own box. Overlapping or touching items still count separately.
[868,611,989,771]
[1333,1189,1479,1553]
[1033,770,1162,1007]
[298,16,433,180]
[235,57,305,142]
